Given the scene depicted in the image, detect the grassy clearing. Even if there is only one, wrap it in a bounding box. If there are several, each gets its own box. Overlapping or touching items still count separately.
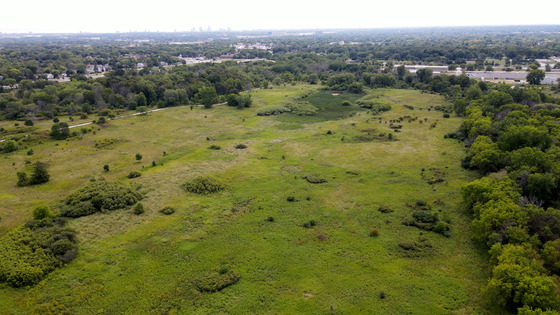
[0,85,487,313]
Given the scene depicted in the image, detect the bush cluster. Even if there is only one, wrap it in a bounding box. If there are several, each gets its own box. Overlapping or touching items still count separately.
[192,269,240,292]
[0,218,77,287]
[256,105,291,116]
[181,175,226,195]
[159,206,175,215]
[61,179,143,217]
[127,171,141,179]
[17,161,50,187]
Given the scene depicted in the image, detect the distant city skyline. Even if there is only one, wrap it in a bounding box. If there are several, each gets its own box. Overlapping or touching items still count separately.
[2,0,560,34]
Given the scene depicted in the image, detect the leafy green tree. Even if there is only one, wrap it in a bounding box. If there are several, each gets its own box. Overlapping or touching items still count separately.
[135,153,142,161]
[468,136,504,173]
[465,84,483,101]
[197,86,218,108]
[416,68,433,83]
[486,91,514,108]
[498,126,552,151]
[29,162,50,185]
[526,69,545,85]
[50,122,70,140]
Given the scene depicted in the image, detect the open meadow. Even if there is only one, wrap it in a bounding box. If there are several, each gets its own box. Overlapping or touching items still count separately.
[0,85,488,313]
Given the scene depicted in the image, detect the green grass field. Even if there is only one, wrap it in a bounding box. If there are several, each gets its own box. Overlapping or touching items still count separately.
[0,85,488,313]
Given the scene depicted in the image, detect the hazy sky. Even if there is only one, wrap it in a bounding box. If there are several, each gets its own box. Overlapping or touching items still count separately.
[2,0,560,33]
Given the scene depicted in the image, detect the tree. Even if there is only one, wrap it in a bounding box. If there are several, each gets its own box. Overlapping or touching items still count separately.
[197,86,218,108]
[103,164,109,172]
[135,153,142,161]
[526,69,545,85]
[397,65,406,79]
[50,122,70,140]
[416,68,433,83]
[468,136,504,174]
[29,162,50,185]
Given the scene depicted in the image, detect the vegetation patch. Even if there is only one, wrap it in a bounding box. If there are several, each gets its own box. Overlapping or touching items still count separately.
[94,138,125,149]
[422,167,446,185]
[0,218,77,287]
[286,101,318,116]
[181,175,226,195]
[159,206,176,215]
[60,179,143,218]
[192,268,240,292]
[303,174,327,184]
[256,105,291,116]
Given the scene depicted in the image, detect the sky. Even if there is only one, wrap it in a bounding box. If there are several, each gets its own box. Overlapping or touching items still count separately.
[2,0,560,33]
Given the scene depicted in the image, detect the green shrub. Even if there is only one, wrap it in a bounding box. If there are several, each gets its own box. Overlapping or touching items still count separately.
[0,220,77,287]
[32,205,52,220]
[103,164,109,172]
[61,179,143,217]
[17,162,50,187]
[127,171,141,179]
[24,119,34,126]
[193,270,240,292]
[256,105,291,116]
[133,202,145,215]
[135,153,142,161]
[159,206,175,215]
[287,101,318,116]
[181,175,226,195]
[303,174,327,184]
[235,144,247,149]
[3,140,18,153]
[208,144,221,150]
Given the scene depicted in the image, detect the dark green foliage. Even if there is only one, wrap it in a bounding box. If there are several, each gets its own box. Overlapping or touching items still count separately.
[193,269,240,292]
[181,175,226,195]
[27,149,33,155]
[96,117,107,124]
[17,162,50,186]
[378,205,394,213]
[265,216,274,222]
[103,164,109,172]
[208,144,221,150]
[287,101,318,116]
[127,171,141,178]
[235,143,247,149]
[50,122,70,140]
[0,219,77,287]
[133,202,145,215]
[256,105,291,116]
[32,205,52,220]
[302,220,317,228]
[24,119,34,126]
[286,196,296,202]
[61,179,143,217]
[485,244,559,312]
[303,174,327,184]
[356,98,392,115]
[3,140,18,153]
[159,206,175,215]
[135,153,142,161]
